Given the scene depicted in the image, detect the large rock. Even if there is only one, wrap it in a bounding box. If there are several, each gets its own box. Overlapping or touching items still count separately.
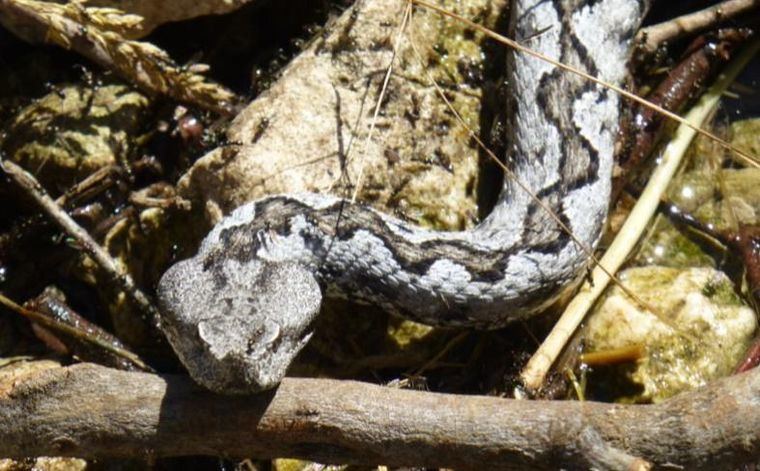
[177,0,507,231]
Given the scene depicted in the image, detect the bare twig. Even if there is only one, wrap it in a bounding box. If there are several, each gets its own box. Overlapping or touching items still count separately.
[25,287,152,371]
[56,165,125,210]
[0,292,151,371]
[2,363,760,469]
[636,0,760,55]
[0,166,123,260]
[0,159,161,324]
[613,28,751,201]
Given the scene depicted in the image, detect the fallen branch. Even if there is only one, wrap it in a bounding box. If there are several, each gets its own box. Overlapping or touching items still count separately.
[1,363,759,469]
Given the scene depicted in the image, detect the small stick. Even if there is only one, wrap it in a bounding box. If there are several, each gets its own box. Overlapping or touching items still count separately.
[57,165,125,210]
[580,344,645,367]
[0,159,161,324]
[520,37,760,393]
[0,165,122,259]
[727,224,760,373]
[735,341,760,373]
[0,292,151,371]
[636,0,760,55]
[25,286,153,371]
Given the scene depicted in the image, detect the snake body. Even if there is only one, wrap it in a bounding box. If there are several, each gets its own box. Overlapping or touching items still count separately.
[158,0,647,393]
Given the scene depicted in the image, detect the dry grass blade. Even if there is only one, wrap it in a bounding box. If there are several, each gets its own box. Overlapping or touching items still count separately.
[0,0,240,116]
[580,344,645,366]
[350,1,412,203]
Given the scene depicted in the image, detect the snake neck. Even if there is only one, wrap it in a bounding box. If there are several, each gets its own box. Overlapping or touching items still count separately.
[191,0,647,327]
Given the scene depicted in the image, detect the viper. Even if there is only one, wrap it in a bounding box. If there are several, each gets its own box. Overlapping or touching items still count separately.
[158,0,648,394]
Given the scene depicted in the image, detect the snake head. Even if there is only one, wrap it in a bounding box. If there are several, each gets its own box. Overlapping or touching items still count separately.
[157,255,322,394]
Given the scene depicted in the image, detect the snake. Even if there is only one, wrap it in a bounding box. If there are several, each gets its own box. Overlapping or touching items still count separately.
[157,0,648,394]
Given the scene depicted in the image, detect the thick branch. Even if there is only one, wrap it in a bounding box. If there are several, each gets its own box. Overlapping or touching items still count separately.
[1,363,759,469]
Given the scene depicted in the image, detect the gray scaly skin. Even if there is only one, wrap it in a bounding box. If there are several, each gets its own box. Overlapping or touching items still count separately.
[158,0,647,394]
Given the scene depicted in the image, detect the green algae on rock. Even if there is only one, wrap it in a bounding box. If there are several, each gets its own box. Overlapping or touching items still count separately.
[2,83,150,193]
[730,117,760,158]
[637,118,760,267]
[584,266,756,403]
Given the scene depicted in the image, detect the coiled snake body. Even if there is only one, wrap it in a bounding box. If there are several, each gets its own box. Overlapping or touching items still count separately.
[158,0,647,393]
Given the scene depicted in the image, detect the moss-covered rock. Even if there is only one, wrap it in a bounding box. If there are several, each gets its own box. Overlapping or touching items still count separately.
[2,83,150,194]
[585,266,756,402]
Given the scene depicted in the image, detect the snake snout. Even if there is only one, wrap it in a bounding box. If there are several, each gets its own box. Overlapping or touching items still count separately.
[158,254,322,394]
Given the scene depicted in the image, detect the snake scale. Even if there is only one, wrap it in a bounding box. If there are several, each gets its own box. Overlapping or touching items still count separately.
[158,0,648,393]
